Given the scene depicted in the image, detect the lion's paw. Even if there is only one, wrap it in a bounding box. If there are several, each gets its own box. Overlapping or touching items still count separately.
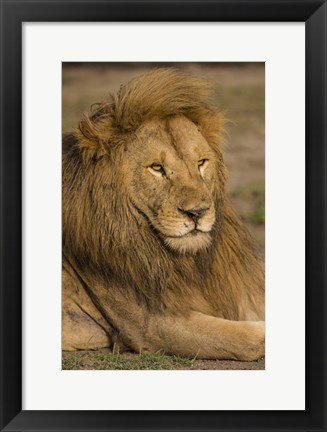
[240,321,265,362]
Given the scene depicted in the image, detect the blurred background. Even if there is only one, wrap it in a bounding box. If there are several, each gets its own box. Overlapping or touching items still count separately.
[62,62,265,251]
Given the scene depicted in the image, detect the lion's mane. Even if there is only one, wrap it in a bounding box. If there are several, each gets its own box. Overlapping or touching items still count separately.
[63,68,264,318]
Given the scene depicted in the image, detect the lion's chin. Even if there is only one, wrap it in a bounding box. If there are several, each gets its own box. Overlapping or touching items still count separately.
[164,231,212,254]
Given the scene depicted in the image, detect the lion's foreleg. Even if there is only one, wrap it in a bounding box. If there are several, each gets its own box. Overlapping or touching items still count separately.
[73,279,265,361]
[143,312,265,361]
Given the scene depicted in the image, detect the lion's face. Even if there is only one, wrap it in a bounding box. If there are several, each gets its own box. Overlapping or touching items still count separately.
[123,116,223,254]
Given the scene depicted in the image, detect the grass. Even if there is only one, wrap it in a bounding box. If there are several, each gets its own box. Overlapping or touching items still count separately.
[62,350,265,370]
[231,182,265,225]
[62,351,195,370]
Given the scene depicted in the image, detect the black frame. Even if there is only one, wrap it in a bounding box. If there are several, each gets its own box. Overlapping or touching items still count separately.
[0,1,326,431]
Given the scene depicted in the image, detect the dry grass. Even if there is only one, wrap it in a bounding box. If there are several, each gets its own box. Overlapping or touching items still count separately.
[62,350,265,370]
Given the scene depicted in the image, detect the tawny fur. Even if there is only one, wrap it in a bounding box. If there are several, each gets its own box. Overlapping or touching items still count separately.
[62,68,265,360]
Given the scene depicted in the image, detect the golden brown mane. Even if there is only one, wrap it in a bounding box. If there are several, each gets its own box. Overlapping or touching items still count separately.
[75,68,225,162]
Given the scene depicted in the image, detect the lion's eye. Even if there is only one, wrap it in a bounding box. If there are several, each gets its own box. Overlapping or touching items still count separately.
[198,159,207,167]
[149,163,166,176]
[151,163,163,171]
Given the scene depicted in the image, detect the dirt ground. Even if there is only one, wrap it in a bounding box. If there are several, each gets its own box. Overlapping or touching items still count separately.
[62,63,265,370]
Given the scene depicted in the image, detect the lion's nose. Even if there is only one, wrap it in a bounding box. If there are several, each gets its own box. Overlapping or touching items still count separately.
[178,206,209,223]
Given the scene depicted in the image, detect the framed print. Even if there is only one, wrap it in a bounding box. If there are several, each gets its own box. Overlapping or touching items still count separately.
[0,0,326,431]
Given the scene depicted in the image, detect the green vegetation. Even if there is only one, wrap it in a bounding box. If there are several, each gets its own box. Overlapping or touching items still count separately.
[62,351,195,370]
[62,350,265,370]
[231,183,265,225]
[247,202,265,225]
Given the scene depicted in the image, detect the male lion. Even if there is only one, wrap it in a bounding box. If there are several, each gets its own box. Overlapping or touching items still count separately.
[62,68,265,361]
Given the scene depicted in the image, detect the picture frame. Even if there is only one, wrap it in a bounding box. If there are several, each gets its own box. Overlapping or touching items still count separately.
[0,0,326,431]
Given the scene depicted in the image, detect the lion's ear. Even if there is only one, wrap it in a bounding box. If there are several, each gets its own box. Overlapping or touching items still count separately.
[75,113,115,162]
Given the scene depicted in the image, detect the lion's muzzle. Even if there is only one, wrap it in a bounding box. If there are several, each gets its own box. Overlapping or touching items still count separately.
[178,205,210,225]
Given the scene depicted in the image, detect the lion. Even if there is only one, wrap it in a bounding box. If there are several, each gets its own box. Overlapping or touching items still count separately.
[62,68,265,361]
